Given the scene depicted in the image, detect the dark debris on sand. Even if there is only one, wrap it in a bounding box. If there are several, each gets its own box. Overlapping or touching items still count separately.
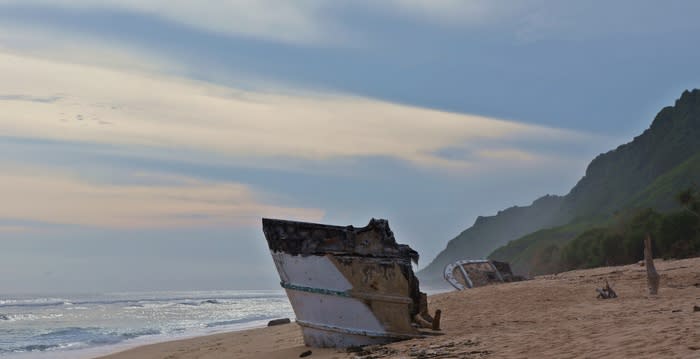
[349,340,491,359]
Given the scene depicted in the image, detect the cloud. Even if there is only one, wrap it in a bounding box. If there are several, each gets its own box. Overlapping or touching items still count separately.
[381,0,529,26]
[0,49,597,173]
[0,165,324,229]
[0,225,29,233]
[0,1,522,44]
[0,94,61,103]
[380,1,699,37]
[2,0,697,46]
[0,0,333,45]
[0,23,184,74]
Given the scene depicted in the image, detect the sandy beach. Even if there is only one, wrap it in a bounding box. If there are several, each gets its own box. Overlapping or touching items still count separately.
[97,257,700,359]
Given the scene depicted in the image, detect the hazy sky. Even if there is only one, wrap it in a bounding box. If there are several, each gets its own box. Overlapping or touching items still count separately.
[1,1,699,293]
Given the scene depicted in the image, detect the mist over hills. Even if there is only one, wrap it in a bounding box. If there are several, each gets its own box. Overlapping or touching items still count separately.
[419,89,700,283]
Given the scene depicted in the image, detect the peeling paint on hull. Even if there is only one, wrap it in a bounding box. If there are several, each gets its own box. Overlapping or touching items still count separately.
[262,218,432,348]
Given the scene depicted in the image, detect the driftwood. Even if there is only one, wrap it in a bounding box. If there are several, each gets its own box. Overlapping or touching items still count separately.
[596,280,618,299]
[414,307,443,329]
[644,234,660,295]
[432,309,442,331]
[413,314,432,328]
[267,318,291,326]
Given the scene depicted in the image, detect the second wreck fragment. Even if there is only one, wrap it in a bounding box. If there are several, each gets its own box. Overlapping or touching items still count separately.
[443,259,523,290]
[262,218,439,348]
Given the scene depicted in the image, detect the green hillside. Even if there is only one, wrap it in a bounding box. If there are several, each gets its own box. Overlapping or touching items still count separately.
[489,217,606,275]
[626,151,700,210]
[556,89,700,221]
[493,152,700,275]
[419,89,700,282]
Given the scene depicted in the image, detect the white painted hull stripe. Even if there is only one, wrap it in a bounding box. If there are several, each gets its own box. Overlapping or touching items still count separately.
[281,281,413,304]
[281,281,350,297]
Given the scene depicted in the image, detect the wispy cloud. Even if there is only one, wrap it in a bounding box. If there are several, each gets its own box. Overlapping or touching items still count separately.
[0,94,62,103]
[0,225,29,233]
[0,23,184,74]
[0,164,324,229]
[0,1,520,44]
[382,0,528,26]
[0,49,597,172]
[2,0,697,46]
[0,0,334,45]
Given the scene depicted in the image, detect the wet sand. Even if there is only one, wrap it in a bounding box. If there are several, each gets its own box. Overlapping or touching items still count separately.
[97,257,700,358]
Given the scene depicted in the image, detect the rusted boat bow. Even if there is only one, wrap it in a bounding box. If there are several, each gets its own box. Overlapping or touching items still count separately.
[262,218,439,348]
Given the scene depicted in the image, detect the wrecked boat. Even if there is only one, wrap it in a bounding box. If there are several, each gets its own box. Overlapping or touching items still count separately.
[262,218,439,348]
[444,259,521,290]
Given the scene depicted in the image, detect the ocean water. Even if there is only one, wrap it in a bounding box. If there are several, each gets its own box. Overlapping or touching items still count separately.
[0,291,293,358]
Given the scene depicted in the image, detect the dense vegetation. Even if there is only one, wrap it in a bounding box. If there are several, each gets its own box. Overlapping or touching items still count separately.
[561,186,700,270]
[419,89,700,282]
[488,217,603,275]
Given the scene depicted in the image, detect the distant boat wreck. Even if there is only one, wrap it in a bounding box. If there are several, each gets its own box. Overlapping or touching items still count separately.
[444,259,524,290]
[262,218,440,348]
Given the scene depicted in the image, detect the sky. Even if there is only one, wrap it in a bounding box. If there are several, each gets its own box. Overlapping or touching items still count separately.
[1,1,699,293]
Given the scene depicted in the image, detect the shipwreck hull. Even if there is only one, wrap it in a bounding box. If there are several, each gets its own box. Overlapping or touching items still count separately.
[444,259,520,290]
[263,218,429,348]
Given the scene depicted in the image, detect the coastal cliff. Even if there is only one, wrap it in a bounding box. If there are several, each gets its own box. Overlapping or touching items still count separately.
[420,89,700,281]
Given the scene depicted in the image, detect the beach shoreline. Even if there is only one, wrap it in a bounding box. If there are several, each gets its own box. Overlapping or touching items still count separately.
[95,257,700,358]
[2,319,276,359]
[0,290,293,359]
[76,319,272,359]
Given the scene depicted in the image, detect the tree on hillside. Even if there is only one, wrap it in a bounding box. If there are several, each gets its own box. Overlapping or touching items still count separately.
[677,184,700,216]
[657,210,699,258]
